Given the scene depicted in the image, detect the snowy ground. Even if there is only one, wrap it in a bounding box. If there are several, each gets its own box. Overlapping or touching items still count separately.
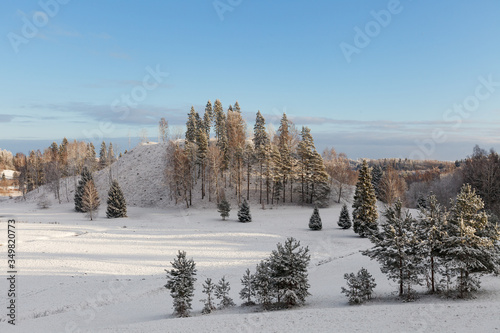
[0,199,499,333]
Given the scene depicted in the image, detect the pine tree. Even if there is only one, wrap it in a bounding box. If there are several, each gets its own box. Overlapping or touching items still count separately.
[416,193,446,293]
[297,127,315,204]
[268,237,311,307]
[338,203,352,229]
[82,179,100,221]
[200,278,217,314]
[107,143,115,165]
[341,267,376,305]
[213,100,228,169]
[106,180,127,218]
[74,166,93,212]
[371,164,383,199]
[253,260,274,309]
[440,184,500,298]
[362,199,422,300]
[352,160,379,238]
[185,106,198,144]
[214,276,235,309]
[218,199,231,220]
[203,100,213,139]
[239,268,256,306]
[253,111,270,204]
[164,251,197,318]
[309,205,322,230]
[237,199,252,222]
[99,141,108,169]
[233,100,241,113]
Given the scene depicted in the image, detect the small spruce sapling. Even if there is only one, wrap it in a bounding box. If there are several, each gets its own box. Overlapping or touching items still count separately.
[217,199,231,221]
[237,199,252,222]
[164,251,197,318]
[239,268,256,306]
[338,203,352,229]
[309,205,322,230]
[200,278,217,314]
[215,276,235,309]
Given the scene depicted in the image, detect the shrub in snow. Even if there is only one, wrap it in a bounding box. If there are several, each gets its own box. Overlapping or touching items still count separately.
[341,267,376,305]
[106,180,127,218]
[338,203,352,229]
[164,251,197,317]
[215,276,235,309]
[217,199,231,221]
[200,278,216,315]
[239,268,256,306]
[237,199,252,222]
[309,205,322,230]
[37,195,52,209]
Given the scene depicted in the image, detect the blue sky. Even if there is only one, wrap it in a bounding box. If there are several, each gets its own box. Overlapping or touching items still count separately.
[1,0,499,160]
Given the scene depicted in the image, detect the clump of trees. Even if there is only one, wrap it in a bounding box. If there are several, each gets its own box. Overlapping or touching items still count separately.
[341,267,376,305]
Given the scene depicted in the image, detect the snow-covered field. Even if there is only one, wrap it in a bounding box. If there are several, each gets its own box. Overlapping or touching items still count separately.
[1,199,499,333]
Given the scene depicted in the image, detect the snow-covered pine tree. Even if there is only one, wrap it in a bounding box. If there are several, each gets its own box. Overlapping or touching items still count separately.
[214,276,235,309]
[338,203,352,229]
[164,251,197,318]
[106,180,127,218]
[309,205,322,230]
[74,166,93,212]
[352,160,379,238]
[371,164,383,200]
[82,179,100,221]
[253,111,270,205]
[253,260,274,309]
[217,199,231,220]
[362,199,422,300]
[416,193,447,293]
[440,184,500,298]
[310,150,330,207]
[341,267,376,305]
[239,268,256,306]
[268,237,311,307]
[237,199,252,222]
[185,106,198,144]
[203,100,213,139]
[200,278,216,314]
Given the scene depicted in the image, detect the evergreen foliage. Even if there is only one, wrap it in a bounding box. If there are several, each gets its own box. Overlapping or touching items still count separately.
[237,199,252,222]
[352,160,379,238]
[309,205,322,230]
[164,251,197,318]
[99,141,108,169]
[74,166,93,212]
[106,180,127,218]
[185,106,198,144]
[341,267,376,305]
[214,276,235,309]
[217,199,231,220]
[362,199,422,301]
[239,268,256,306]
[252,260,274,309]
[338,203,352,229]
[200,278,216,315]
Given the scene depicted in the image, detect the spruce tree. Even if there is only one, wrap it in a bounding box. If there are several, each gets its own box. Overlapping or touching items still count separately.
[99,141,108,169]
[253,111,270,204]
[185,106,198,144]
[253,260,273,309]
[338,203,352,229]
[74,166,93,212]
[164,251,197,318]
[203,100,213,139]
[106,180,127,218]
[309,205,322,230]
[214,276,235,309]
[107,143,115,165]
[218,199,231,220]
[237,199,252,222]
[200,278,216,314]
[239,268,256,306]
[268,237,311,307]
[352,160,379,238]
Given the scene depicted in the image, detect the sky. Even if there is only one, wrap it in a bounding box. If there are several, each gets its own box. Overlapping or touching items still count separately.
[1,0,500,160]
